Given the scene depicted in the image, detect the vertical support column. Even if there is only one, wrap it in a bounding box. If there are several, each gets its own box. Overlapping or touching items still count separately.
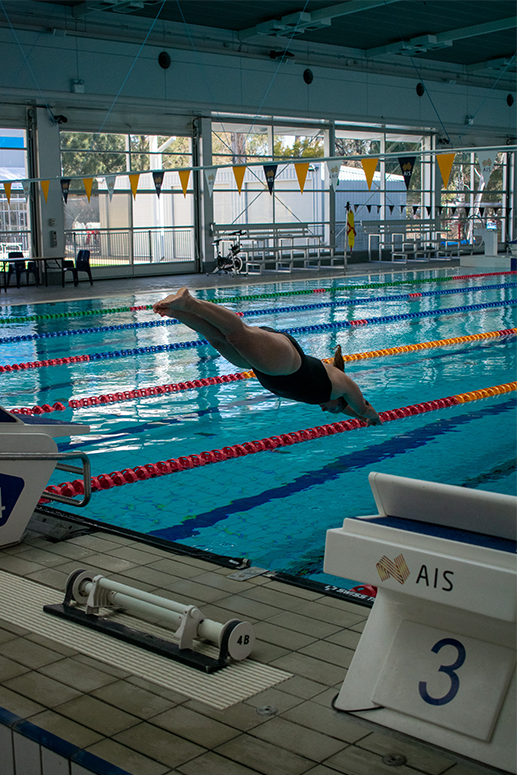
[325,122,336,251]
[33,108,65,258]
[197,117,214,272]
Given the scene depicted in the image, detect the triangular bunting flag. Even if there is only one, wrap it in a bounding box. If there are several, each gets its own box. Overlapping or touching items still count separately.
[129,173,140,200]
[507,207,512,215]
[366,204,371,213]
[204,167,217,197]
[179,169,191,198]
[232,166,246,194]
[412,205,418,215]
[40,180,50,203]
[436,153,455,189]
[263,164,278,195]
[494,207,499,215]
[377,205,381,213]
[438,206,443,215]
[295,162,310,194]
[389,205,394,214]
[451,207,456,216]
[152,171,164,198]
[327,160,341,191]
[400,205,405,213]
[22,180,30,201]
[479,207,485,217]
[426,206,431,216]
[464,206,470,218]
[82,178,93,202]
[60,179,71,204]
[477,154,496,186]
[361,157,378,191]
[398,156,416,190]
[2,182,12,204]
[105,174,117,201]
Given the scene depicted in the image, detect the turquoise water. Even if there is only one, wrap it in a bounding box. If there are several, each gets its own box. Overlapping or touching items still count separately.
[1,268,516,588]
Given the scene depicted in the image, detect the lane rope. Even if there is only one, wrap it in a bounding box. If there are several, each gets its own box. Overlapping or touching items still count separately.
[2,299,516,373]
[10,328,517,416]
[2,270,516,325]
[41,382,517,502]
[2,281,516,345]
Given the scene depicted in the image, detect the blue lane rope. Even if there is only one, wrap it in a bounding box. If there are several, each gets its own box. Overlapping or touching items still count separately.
[2,282,516,345]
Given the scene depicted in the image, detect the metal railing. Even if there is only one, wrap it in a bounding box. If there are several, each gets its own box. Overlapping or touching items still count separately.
[64,227,194,266]
[0,451,91,508]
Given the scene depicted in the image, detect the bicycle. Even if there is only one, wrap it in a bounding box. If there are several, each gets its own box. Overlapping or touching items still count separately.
[209,230,245,275]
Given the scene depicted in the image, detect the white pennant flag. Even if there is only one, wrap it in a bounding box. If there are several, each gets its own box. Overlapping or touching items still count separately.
[104,174,117,201]
[204,167,217,197]
[478,155,496,186]
[326,160,341,191]
[22,180,31,201]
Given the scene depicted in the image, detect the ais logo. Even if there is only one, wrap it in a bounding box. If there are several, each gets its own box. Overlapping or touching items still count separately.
[0,473,25,526]
[376,552,454,592]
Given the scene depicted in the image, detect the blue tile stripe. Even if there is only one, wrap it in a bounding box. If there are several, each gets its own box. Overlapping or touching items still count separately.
[0,706,132,775]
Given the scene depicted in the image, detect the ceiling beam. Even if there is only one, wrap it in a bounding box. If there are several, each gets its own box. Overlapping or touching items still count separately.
[366,16,517,58]
[238,0,401,41]
[466,54,517,73]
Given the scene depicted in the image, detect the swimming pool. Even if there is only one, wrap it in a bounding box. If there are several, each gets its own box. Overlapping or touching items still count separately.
[1,268,516,589]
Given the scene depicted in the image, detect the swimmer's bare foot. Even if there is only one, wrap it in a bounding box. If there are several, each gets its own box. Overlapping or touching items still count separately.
[153,287,192,316]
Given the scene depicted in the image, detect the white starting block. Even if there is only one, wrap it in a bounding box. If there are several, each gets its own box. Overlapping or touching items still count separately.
[0,406,91,547]
[324,472,517,773]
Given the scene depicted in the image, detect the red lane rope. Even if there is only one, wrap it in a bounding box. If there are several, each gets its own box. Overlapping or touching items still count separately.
[11,328,517,416]
[41,381,517,502]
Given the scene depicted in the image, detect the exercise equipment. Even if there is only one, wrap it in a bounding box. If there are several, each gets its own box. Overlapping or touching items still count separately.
[44,569,255,673]
[324,472,517,773]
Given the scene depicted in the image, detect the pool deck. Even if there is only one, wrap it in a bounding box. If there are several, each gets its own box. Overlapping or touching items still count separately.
[0,526,499,775]
[0,257,506,775]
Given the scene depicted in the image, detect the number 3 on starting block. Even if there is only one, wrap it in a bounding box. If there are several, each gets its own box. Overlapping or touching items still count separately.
[372,621,516,741]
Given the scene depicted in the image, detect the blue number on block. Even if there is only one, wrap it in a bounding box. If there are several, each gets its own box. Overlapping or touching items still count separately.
[418,637,466,706]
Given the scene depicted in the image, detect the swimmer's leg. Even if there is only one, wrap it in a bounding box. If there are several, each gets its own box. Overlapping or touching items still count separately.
[153,288,300,375]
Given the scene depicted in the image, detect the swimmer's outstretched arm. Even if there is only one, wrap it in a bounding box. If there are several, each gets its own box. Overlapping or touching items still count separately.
[335,372,382,426]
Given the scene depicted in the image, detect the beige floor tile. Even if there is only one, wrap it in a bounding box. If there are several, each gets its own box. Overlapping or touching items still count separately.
[325,629,362,650]
[86,738,171,775]
[114,721,206,768]
[310,686,343,708]
[215,733,314,775]
[0,684,46,716]
[10,546,70,567]
[147,557,209,578]
[252,622,316,651]
[4,671,81,707]
[183,699,268,732]
[298,641,355,669]
[282,701,371,744]
[0,620,30,636]
[73,653,132,679]
[117,565,183,588]
[291,601,366,628]
[275,675,329,700]
[269,652,347,686]
[349,621,366,633]
[178,751,265,775]
[0,555,45,576]
[55,695,140,735]
[152,705,240,747]
[260,581,321,601]
[164,578,232,603]
[250,716,346,761]
[251,640,290,664]
[109,545,163,564]
[301,767,347,775]
[242,586,318,611]
[0,637,65,669]
[70,552,139,574]
[244,687,304,713]
[192,571,256,594]
[0,627,18,644]
[34,541,98,560]
[25,633,77,656]
[39,657,119,692]
[92,679,177,718]
[28,709,104,748]
[313,597,372,616]
[356,732,455,775]
[325,744,424,775]
[0,654,30,682]
[266,612,341,640]
[67,534,125,553]
[211,594,285,621]
[126,674,189,703]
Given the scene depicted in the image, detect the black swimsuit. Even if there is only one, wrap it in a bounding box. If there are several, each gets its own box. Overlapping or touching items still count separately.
[252,327,333,405]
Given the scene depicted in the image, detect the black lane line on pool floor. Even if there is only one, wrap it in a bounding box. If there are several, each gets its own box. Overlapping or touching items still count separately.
[149,397,516,543]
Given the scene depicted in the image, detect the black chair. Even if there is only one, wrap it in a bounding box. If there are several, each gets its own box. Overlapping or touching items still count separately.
[64,249,93,286]
[7,251,40,288]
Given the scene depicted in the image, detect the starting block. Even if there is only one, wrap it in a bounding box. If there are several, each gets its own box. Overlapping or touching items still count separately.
[0,407,91,547]
[324,472,516,773]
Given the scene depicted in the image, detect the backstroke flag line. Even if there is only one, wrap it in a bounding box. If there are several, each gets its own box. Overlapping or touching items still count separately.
[436,153,455,189]
[361,158,378,191]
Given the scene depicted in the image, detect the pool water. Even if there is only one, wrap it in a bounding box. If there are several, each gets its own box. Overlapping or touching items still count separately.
[1,268,516,588]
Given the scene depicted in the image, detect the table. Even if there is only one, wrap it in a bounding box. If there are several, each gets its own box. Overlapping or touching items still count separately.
[0,257,67,291]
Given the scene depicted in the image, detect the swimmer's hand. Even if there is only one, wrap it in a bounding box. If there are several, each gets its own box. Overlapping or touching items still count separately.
[366,415,383,426]
[363,402,383,426]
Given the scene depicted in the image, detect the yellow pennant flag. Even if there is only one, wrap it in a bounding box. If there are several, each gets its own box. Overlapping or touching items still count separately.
[129,173,140,200]
[179,169,191,198]
[83,178,94,202]
[361,158,378,191]
[40,180,50,203]
[436,153,455,189]
[2,182,12,203]
[294,162,310,194]
[232,166,247,194]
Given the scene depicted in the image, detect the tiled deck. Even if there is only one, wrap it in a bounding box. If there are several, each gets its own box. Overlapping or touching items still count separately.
[0,528,500,775]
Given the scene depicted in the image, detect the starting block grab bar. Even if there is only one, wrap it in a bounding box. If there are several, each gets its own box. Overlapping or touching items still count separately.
[44,569,255,672]
[0,451,91,508]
